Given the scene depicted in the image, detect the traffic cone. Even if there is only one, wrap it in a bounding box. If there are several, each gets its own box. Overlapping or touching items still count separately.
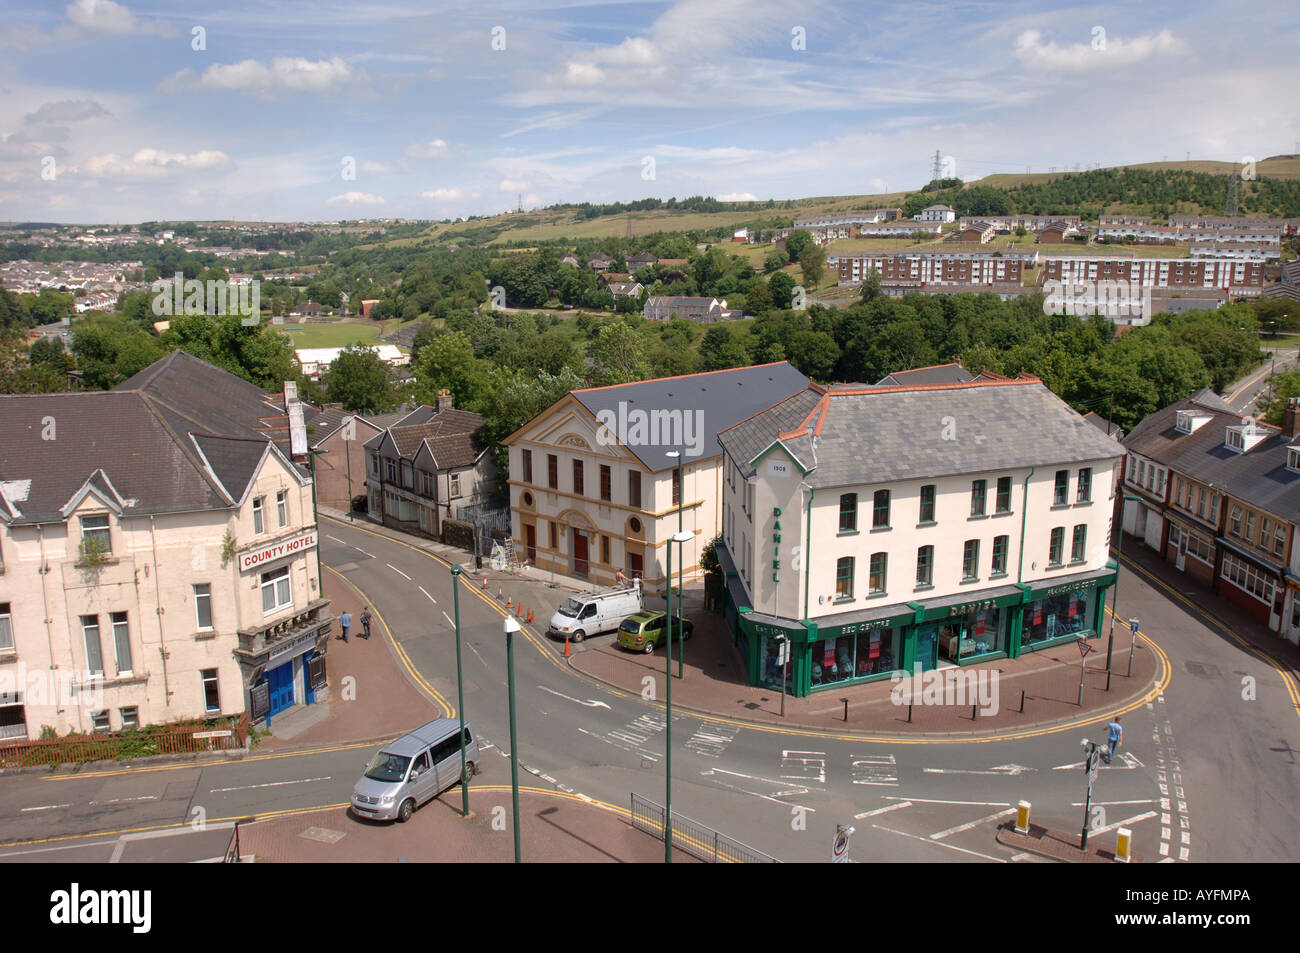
[516,603,523,619]
[527,609,534,624]
[497,584,503,600]
[564,634,571,658]
[482,576,488,589]
[506,594,513,610]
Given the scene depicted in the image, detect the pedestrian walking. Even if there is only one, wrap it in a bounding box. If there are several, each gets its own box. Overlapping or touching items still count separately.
[339,611,352,643]
[361,607,372,640]
[1104,716,1123,764]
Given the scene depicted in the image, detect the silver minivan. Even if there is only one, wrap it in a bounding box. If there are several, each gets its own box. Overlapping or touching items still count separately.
[350,719,479,822]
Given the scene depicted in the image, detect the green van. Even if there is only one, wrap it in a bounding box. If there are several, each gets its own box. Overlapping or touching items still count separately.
[616,610,693,654]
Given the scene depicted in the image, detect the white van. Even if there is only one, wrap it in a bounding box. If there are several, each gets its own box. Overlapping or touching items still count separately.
[546,584,642,642]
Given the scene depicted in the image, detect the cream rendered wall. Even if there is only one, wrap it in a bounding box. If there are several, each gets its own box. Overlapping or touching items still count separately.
[729,447,1120,621]
[0,448,318,737]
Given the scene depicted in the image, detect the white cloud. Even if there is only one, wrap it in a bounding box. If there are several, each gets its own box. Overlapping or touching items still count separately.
[421,187,462,200]
[24,99,111,125]
[80,148,231,177]
[163,57,359,98]
[405,139,448,158]
[66,0,170,36]
[499,178,528,192]
[1013,28,1183,71]
[360,159,396,174]
[717,192,758,201]
[327,191,385,206]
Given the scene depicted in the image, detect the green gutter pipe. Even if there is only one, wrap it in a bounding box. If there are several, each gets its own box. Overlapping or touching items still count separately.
[803,486,814,621]
[1017,467,1035,585]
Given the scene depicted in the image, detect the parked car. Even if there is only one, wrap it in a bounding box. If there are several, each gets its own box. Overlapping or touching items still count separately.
[616,610,693,654]
[350,494,368,514]
[546,585,642,642]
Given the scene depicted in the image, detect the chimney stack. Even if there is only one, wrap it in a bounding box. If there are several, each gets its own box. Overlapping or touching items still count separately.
[1285,397,1300,440]
[436,388,453,413]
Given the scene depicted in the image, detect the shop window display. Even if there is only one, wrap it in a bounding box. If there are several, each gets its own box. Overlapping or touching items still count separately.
[1020,589,1096,647]
[809,629,899,686]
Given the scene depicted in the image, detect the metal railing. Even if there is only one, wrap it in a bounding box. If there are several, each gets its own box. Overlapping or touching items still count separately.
[223,822,242,863]
[630,793,780,863]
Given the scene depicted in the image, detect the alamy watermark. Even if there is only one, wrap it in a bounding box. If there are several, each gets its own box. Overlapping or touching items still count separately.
[151,272,261,325]
[595,400,704,457]
[0,662,104,711]
[1044,279,1151,322]
[890,664,1000,716]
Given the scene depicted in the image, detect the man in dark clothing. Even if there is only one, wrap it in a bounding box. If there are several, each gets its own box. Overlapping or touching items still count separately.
[361,607,373,640]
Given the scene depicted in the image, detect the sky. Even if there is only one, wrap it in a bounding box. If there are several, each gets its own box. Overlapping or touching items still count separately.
[0,0,1297,224]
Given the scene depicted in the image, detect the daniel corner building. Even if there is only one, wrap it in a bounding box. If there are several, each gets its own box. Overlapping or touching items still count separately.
[0,351,332,739]
[715,365,1125,697]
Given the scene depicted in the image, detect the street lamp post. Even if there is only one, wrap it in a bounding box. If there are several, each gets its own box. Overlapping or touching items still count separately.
[664,533,674,863]
[667,451,685,678]
[1106,494,1143,673]
[503,615,522,863]
[451,565,469,817]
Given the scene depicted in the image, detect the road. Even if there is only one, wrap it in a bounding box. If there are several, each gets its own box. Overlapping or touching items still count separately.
[2,516,1297,863]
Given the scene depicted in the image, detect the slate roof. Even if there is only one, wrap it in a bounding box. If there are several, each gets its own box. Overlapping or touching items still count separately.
[1123,394,1300,516]
[362,405,487,470]
[0,352,302,524]
[718,375,1123,489]
[306,406,409,444]
[876,362,974,387]
[565,362,810,470]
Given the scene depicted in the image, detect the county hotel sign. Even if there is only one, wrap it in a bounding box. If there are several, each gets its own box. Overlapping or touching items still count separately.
[238,531,318,572]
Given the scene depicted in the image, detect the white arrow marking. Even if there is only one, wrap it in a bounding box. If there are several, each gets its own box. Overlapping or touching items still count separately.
[923,763,1035,776]
[701,768,814,809]
[537,685,611,709]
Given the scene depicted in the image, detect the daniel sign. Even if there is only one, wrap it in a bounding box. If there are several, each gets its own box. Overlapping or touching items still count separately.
[239,531,317,572]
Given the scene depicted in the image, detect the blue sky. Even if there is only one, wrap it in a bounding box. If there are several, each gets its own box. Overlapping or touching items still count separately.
[1,0,1297,223]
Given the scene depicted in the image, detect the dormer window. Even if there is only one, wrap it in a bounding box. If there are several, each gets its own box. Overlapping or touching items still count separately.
[1225,422,1267,454]
[1176,411,1211,434]
[1287,447,1300,473]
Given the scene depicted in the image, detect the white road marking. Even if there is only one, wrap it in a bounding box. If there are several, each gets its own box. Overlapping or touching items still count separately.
[210,777,330,793]
[872,824,1007,862]
[577,727,659,763]
[1071,799,1155,807]
[88,795,160,805]
[356,548,375,558]
[780,750,826,784]
[327,535,348,544]
[924,764,1034,776]
[684,724,739,759]
[20,804,70,812]
[1090,810,1158,836]
[930,808,1017,840]
[537,685,611,709]
[855,801,912,819]
[851,753,899,786]
[885,796,1011,806]
[387,563,412,581]
[418,586,437,604]
[443,611,456,629]
[701,768,814,809]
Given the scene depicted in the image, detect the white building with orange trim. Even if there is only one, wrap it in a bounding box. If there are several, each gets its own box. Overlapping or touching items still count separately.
[501,363,809,598]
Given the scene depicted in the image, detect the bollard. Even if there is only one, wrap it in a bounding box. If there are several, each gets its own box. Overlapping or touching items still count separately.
[841,698,849,722]
[907,703,913,723]
[1019,689,1026,713]
[564,633,571,658]
[1106,669,1112,692]
[971,703,977,720]
[1115,826,1132,863]
[1015,800,1031,834]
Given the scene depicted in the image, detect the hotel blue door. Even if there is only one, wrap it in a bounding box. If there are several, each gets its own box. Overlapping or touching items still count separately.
[915,628,938,673]
[266,661,294,716]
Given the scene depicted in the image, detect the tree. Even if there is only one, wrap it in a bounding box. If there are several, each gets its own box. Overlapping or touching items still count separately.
[799,243,828,289]
[783,230,814,262]
[324,344,398,414]
[411,330,488,409]
[859,267,883,302]
[763,249,788,274]
[769,272,796,311]
[697,325,751,372]
[588,320,649,385]
[0,334,70,393]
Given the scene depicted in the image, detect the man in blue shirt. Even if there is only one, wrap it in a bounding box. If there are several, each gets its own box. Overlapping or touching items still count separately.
[338,611,352,644]
[1104,716,1123,764]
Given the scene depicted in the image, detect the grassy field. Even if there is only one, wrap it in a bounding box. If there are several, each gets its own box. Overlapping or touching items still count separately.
[274,319,388,350]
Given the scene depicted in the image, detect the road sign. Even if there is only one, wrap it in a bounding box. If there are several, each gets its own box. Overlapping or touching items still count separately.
[832,824,855,863]
[1077,638,1094,658]
[1129,618,1140,633]
[1086,745,1101,785]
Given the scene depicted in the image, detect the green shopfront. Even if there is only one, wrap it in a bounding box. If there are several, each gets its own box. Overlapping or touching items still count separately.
[729,565,1117,698]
